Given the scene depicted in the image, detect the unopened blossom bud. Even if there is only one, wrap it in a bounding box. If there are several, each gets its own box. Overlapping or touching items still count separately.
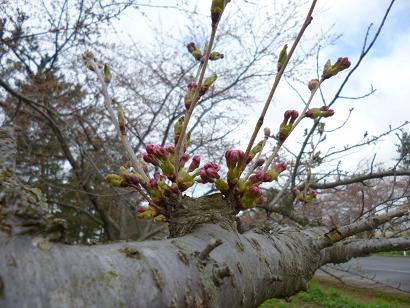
[225,149,244,169]
[186,42,202,61]
[308,79,319,91]
[209,51,224,61]
[199,162,221,183]
[184,82,198,110]
[249,170,265,184]
[247,141,264,164]
[305,108,321,119]
[318,122,325,135]
[174,116,185,145]
[143,153,152,164]
[322,57,351,80]
[117,106,126,136]
[136,207,157,220]
[279,110,299,142]
[258,195,267,204]
[264,127,271,137]
[103,64,112,83]
[183,131,191,153]
[106,174,123,187]
[264,162,287,182]
[164,144,175,154]
[156,145,168,159]
[211,0,227,27]
[320,106,335,117]
[122,172,142,186]
[200,73,217,96]
[82,50,95,71]
[160,160,176,179]
[277,44,288,72]
[274,162,287,173]
[188,154,201,172]
[146,144,155,155]
[147,178,157,189]
[248,185,262,197]
[311,190,317,199]
[179,153,190,167]
[306,106,334,119]
[176,170,195,191]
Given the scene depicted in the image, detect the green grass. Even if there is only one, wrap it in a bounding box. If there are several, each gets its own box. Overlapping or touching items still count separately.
[260,281,409,308]
[374,250,410,257]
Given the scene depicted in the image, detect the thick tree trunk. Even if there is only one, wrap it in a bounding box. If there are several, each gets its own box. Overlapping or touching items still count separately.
[0,223,323,308]
[1,125,409,307]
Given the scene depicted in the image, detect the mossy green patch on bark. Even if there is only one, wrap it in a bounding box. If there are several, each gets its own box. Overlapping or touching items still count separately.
[119,246,142,259]
[151,268,164,291]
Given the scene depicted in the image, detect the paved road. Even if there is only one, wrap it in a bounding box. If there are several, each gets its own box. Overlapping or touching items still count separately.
[318,256,410,292]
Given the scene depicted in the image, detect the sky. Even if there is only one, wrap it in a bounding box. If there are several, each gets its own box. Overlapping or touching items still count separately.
[2,0,409,172]
[110,0,410,172]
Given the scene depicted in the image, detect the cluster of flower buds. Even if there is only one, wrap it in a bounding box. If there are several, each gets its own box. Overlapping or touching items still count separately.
[186,42,202,61]
[305,106,335,119]
[211,0,231,28]
[136,206,158,220]
[239,184,267,209]
[143,144,176,179]
[278,110,299,142]
[105,166,146,188]
[225,149,245,185]
[176,155,201,191]
[294,188,317,204]
[322,57,351,80]
[264,162,287,182]
[199,162,221,183]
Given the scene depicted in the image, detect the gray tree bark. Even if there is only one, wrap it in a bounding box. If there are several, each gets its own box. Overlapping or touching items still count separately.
[1,125,409,308]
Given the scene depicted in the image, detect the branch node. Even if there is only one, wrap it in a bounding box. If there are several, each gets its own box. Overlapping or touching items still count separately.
[199,238,223,260]
[212,263,231,286]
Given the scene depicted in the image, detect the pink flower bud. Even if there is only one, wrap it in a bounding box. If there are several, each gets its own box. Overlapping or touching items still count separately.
[249,170,265,184]
[274,162,287,173]
[258,195,267,204]
[147,178,157,189]
[248,185,261,197]
[164,145,175,154]
[179,153,190,167]
[225,149,244,169]
[146,144,155,155]
[199,162,221,183]
[188,154,201,172]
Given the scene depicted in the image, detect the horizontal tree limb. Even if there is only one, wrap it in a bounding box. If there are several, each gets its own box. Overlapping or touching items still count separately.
[320,237,410,266]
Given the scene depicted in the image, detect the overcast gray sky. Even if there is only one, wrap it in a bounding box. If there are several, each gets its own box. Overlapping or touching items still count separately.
[110,0,410,172]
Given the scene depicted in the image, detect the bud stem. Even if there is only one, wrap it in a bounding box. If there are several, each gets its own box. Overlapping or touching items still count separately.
[90,60,149,183]
[240,0,318,174]
[174,23,220,179]
[263,79,323,172]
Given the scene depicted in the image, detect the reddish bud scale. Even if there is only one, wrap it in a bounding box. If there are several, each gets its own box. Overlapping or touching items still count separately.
[225,149,245,170]
[199,162,221,183]
[188,154,201,172]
